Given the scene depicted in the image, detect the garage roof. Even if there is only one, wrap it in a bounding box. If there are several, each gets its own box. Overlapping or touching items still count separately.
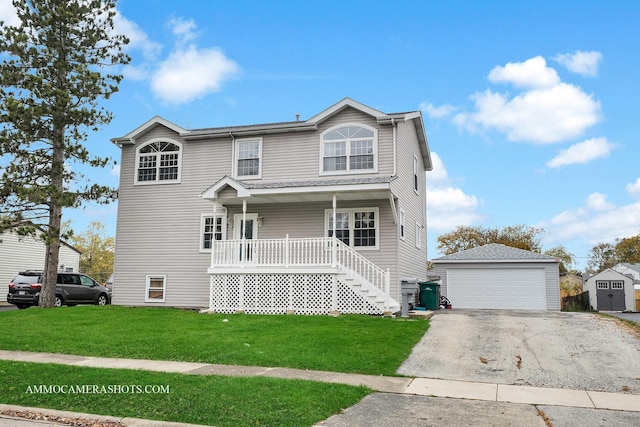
[433,243,560,264]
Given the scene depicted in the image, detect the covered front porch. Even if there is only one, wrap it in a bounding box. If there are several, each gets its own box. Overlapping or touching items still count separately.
[200,176,401,315]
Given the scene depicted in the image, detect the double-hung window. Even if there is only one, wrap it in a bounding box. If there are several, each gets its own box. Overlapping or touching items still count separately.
[136,141,182,184]
[145,275,166,302]
[326,208,378,249]
[200,215,225,251]
[234,138,262,179]
[321,125,377,174]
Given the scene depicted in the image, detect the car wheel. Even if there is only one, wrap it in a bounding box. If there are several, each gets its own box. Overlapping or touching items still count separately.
[17,304,30,310]
[96,294,108,306]
[54,296,63,307]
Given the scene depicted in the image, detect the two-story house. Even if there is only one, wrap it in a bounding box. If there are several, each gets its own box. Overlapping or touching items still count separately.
[111,98,432,315]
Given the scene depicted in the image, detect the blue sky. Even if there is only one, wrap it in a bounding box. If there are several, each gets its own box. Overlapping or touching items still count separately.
[2,0,639,270]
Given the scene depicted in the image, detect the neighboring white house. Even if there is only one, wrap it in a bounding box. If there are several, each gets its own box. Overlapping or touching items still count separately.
[611,263,640,290]
[0,231,81,303]
[584,268,635,312]
[433,244,561,310]
[110,98,433,315]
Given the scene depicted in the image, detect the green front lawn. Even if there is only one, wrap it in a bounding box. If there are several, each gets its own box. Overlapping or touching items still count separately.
[0,306,429,376]
[0,361,369,427]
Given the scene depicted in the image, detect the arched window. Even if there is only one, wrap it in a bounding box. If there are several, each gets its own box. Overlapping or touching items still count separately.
[320,124,377,174]
[135,140,182,184]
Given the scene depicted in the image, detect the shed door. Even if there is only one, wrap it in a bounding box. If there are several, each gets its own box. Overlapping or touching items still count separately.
[446,268,546,310]
[596,280,626,311]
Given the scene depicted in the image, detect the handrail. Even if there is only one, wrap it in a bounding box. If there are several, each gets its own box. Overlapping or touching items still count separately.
[210,236,391,310]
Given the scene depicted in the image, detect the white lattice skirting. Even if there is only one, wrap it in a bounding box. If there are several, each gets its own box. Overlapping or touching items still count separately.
[209,273,383,315]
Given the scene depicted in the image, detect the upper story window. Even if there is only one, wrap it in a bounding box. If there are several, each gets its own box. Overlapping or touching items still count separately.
[320,124,377,175]
[234,138,262,179]
[413,154,419,194]
[135,140,182,184]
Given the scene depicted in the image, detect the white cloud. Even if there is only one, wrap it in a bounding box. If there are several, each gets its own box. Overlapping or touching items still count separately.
[114,10,162,60]
[0,0,19,26]
[167,17,198,45]
[420,101,458,119]
[151,45,239,104]
[426,153,484,231]
[488,56,560,89]
[454,56,601,144]
[626,178,640,200]
[546,137,615,168]
[585,192,615,211]
[554,50,603,77]
[539,184,640,251]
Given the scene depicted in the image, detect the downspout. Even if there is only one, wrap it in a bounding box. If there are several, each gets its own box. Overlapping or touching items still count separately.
[391,118,397,177]
[229,132,236,176]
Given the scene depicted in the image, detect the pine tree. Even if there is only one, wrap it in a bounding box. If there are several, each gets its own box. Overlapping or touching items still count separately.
[0,0,129,307]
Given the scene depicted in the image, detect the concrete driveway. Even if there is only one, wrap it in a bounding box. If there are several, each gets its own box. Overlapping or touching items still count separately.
[398,309,640,394]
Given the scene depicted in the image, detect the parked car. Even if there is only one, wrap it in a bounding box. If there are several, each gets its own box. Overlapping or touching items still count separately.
[104,273,113,300]
[7,270,110,309]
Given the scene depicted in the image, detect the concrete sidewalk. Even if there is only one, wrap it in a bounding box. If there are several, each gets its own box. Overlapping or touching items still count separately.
[1,349,640,426]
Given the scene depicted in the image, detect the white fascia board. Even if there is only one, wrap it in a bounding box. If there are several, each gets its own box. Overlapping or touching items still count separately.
[200,176,251,200]
[434,259,560,264]
[248,182,391,196]
[307,98,387,123]
[113,116,187,146]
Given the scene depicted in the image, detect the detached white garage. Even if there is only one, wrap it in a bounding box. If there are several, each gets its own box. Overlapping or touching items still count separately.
[433,244,561,310]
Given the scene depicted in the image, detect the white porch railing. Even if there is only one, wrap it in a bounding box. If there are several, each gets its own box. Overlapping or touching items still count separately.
[210,236,391,311]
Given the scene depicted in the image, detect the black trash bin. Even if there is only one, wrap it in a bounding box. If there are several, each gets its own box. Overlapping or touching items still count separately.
[419,281,440,310]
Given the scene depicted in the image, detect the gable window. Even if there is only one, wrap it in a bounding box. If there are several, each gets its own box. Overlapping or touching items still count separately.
[136,140,182,184]
[326,208,378,249]
[145,275,166,302]
[234,138,262,179]
[321,124,377,174]
[200,214,225,251]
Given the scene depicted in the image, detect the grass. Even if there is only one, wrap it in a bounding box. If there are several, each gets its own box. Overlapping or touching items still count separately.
[0,305,429,376]
[0,360,369,427]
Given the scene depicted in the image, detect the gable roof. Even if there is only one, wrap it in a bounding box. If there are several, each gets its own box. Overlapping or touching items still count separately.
[433,243,559,264]
[586,268,634,282]
[111,98,432,170]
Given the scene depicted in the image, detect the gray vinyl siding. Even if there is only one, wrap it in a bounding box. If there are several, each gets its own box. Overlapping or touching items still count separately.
[113,107,425,307]
[434,262,561,310]
[0,232,80,302]
[391,120,427,284]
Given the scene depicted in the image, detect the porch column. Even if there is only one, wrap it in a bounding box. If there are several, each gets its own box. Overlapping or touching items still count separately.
[241,199,247,267]
[210,202,217,269]
[332,194,337,267]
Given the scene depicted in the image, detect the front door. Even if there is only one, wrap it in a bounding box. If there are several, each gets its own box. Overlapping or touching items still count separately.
[233,213,258,262]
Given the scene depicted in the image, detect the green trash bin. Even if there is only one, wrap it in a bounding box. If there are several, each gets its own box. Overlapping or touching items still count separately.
[419,282,440,310]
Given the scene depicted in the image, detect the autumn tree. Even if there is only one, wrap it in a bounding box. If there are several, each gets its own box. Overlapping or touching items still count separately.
[614,235,640,263]
[587,242,617,273]
[0,0,129,307]
[437,224,544,255]
[543,245,575,274]
[69,221,114,283]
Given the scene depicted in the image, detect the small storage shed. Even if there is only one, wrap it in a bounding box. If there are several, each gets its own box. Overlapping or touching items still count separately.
[584,269,634,312]
[432,243,561,310]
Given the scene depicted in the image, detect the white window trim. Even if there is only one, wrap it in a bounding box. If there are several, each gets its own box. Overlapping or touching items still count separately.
[319,123,378,176]
[199,212,228,253]
[415,222,423,249]
[399,209,406,241]
[324,207,379,250]
[233,137,263,179]
[413,154,419,195]
[134,138,183,186]
[145,275,166,302]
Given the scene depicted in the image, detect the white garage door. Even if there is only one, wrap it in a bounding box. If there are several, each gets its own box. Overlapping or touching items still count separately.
[446,268,547,309]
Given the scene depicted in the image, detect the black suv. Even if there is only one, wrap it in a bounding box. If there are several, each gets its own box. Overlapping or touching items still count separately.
[7,271,110,309]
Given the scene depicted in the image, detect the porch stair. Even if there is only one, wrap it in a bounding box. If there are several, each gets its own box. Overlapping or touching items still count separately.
[339,273,400,315]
